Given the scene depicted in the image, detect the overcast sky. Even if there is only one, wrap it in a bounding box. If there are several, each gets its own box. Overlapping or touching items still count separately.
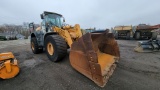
[0,0,160,29]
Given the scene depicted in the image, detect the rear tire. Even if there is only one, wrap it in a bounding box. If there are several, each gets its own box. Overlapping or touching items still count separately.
[31,37,43,54]
[151,32,157,40]
[135,32,140,40]
[44,35,67,62]
[126,32,130,40]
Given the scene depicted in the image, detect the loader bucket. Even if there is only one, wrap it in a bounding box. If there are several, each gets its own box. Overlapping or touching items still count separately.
[134,40,160,52]
[70,30,120,87]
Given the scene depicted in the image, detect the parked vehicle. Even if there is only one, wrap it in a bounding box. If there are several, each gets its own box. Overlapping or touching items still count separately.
[113,25,133,40]
[133,24,158,40]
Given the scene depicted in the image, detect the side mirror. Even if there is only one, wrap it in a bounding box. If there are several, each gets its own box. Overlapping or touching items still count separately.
[40,14,44,19]
[63,17,65,22]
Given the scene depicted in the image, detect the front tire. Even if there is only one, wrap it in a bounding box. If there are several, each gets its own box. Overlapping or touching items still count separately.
[115,33,118,39]
[135,32,140,40]
[126,32,130,40]
[151,32,157,40]
[44,35,67,62]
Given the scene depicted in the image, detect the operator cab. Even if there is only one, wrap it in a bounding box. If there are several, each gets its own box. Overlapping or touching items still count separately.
[40,11,65,32]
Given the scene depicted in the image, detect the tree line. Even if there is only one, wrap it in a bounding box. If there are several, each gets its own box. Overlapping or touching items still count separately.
[0,23,38,39]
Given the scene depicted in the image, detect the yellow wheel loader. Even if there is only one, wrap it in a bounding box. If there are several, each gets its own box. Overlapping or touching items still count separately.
[30,11,120,87]
[0,52,19,79]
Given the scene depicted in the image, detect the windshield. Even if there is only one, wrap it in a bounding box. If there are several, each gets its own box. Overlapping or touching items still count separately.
[46,14,63,27]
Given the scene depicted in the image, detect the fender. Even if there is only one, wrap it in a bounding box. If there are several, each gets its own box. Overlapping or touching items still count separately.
[30,31,44,46]
[44,32,58,40]
[43,32,58,47]
[31,31,58,47]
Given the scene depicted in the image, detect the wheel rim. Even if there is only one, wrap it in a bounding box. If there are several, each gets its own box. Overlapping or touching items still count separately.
[47,42,54,55]
[31,42,34,51]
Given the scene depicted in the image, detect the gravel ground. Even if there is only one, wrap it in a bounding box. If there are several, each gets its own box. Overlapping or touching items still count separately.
[0,37,160,90]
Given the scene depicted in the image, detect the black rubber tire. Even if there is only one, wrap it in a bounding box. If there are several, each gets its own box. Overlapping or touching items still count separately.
[126,32,130,40]
[135,32,140,40]
[151,32,157,40]
[44,35,67,62]
[115,33,118,39]
[31,37,43,54]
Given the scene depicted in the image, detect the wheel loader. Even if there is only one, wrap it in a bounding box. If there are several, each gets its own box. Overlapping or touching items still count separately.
[0,52,19,79]
[30,11,120,87]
